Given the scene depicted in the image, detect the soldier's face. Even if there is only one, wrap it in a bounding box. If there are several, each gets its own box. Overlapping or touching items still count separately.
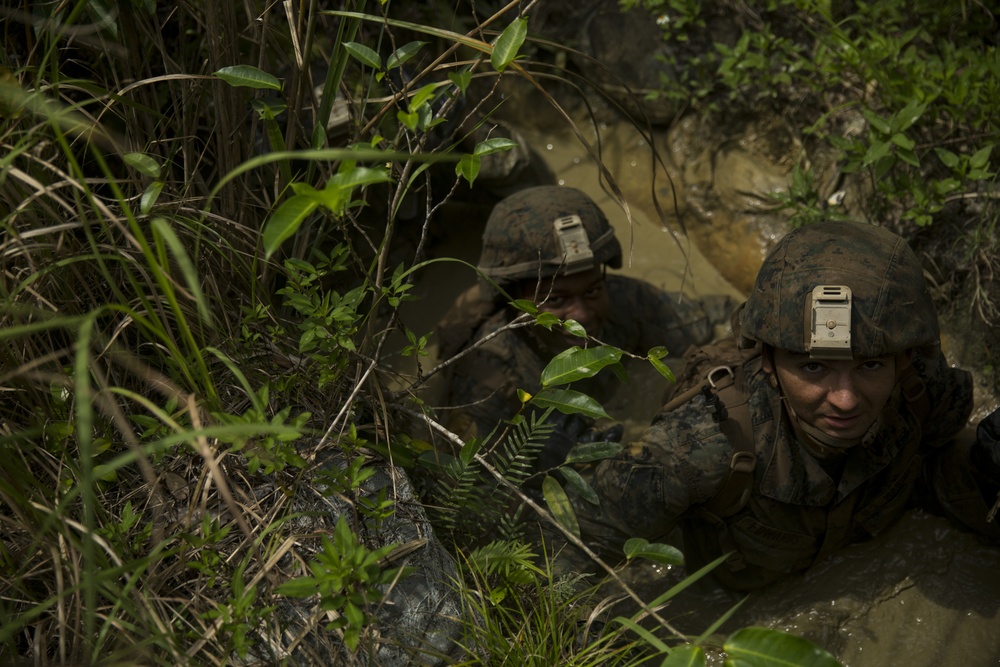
[521,267,610,349]
[765,349,898,441]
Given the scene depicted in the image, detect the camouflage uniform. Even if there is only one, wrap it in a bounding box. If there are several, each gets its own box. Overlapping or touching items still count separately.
[439,277,732,467]
[563,220,1000,590]
[435,185,735,471]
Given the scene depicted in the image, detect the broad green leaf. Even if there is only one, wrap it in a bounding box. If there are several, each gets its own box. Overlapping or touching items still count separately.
[623,537,684,566]
[250,97,287,120]
[509,299,539,315]
[123,152,160,178]
[723,627,842,667]
[409,83,438,112]
[535,312,560,328]
[531,387,612,420]
[139,181,164,214]
[861,108,891,135]
[263,194,319,259]
[664,644,707,667]
[448,70,472,94]
[398,109,419,131]
[562,319,588,339]
[970,145,993,170]
[474,137,519,155]
[343,41,382,70]
[540,345,624,387]
[862,140,891,167]
[889,133,914,150]
[564,440,623,464]
[542,475,580,538]
[276,576,319,597]
[649,354,676,382]
[491,17,527,72]
[386,40,427,70]
[214,65,281,91]
[934,148,960,168]
[558,465,600,504]
[894,99,926,132]
[456,153,480,185]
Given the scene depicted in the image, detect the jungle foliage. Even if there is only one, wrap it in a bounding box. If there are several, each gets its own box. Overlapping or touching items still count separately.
[2,0,994,665]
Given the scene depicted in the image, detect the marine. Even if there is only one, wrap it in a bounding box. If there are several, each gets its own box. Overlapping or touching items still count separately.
[558,219,1000,590]
[435,185,736,472]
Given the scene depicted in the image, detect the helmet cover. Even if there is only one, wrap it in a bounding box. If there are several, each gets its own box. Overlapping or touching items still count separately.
[477,186,623,289]
[738,220,940,357]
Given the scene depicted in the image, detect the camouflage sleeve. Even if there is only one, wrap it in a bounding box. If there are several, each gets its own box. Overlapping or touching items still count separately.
[566,397,733,561]
[603,276,737,356]
[443,347,522,443]
[914,350,1000,540]
[912,349,973,446]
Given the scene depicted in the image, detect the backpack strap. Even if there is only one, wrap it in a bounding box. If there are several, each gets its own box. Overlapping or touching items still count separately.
[699,365,756,520]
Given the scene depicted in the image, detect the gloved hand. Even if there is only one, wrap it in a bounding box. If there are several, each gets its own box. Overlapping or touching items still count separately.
[973,407,1000,483]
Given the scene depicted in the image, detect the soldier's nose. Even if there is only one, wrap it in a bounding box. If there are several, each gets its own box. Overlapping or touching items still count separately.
[827,375,861,412]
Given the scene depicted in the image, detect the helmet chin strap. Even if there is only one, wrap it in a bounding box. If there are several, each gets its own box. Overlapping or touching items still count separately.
[785,403,881,459]
[765,348,905,460]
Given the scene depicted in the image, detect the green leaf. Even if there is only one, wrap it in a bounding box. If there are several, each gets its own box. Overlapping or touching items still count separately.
[564,440,623,464]
[263,195,319,259]
[398,109,419,132]
[558,465,600,504]
[123,152,161,178]
[509,299,539,315]
[664,644,707,667]
[409,83,438,112]
[474,137,519,155]
[861,108,891,135]
[561,319,588,339]
[343,41,382,70]
[448,70,472,94]
[139,181,164,214]
[250,97,287,120]
[934,148,960,168]
[456,153,480,185]
[542,475,580,538]
[723,627,842,667]
[969,145,993,170]
[649,355,676,382]
[623,537,684,566]
[276,576,320,597]
[531,387,612,420]
[152,218,213,325]
[862,140,892,167]
[894,100,926,132]
[889,133,914,150]
[491,17,528,72]
[386,40,427,70]
[214,65,281,91]
[540,345,624,387]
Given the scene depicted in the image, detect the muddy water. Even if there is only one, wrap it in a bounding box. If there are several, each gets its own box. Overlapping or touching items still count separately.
[392,111,1000,665]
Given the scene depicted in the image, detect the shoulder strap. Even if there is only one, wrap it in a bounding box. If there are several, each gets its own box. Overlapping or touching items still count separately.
[660,342,759,521]
[700,366,756,519]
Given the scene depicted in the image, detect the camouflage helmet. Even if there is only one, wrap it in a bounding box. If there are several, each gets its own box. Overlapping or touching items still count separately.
[738,220,940,358]
[477,186,622,294]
